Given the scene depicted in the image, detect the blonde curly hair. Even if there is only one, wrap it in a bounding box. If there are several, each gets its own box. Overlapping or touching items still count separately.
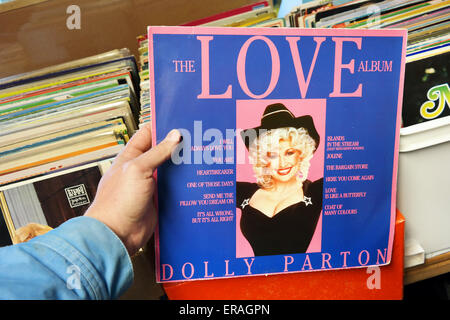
[248,127,316,189]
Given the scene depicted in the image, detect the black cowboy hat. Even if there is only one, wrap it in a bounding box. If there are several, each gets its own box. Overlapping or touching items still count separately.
[240,103,320,151]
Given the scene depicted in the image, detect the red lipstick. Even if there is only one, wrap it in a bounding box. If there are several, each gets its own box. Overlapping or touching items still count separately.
[277,167,292,176]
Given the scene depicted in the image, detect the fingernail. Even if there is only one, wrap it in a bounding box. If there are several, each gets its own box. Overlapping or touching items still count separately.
[166,129,181,142]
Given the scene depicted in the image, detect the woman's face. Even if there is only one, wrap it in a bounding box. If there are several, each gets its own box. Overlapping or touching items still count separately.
[265,139,302,183]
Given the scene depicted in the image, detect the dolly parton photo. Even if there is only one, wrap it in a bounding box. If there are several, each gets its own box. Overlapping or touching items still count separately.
[236,101,325,257]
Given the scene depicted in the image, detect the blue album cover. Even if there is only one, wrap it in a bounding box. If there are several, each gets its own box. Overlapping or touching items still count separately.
[148,26,407,282]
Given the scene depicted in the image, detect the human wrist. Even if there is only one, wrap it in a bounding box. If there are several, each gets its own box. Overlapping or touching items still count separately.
[84,206,136,256]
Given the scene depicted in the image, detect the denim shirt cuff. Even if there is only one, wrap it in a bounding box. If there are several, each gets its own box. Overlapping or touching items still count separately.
[31,216,134,299]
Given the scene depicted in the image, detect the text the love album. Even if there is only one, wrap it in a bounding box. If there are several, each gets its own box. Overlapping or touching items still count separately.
[148,26,407,282]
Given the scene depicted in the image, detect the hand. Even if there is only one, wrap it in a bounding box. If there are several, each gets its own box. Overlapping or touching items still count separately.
[84,125,180,256]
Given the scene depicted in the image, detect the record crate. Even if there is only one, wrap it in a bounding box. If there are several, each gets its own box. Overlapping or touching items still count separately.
[397,115,450,260]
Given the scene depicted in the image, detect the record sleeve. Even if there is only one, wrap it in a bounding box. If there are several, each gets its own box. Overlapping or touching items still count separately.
[149,26,407,282]
[402,50,450,126]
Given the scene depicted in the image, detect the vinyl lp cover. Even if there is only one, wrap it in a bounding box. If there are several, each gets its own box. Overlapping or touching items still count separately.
[402,51,449,127]
[148,26,407,282]
[2,166,102,230]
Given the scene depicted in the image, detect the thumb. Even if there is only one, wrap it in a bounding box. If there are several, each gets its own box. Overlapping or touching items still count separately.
[132,129,181,173]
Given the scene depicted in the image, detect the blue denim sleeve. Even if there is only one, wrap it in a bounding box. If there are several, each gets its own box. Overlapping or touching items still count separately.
[0,216,134,300]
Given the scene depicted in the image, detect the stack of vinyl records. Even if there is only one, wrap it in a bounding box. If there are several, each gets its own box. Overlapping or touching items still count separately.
[283,0,449,59]
[137,35,150,127]
[282,0,449,125]
[0,48,140,243]
[180,1,279,27]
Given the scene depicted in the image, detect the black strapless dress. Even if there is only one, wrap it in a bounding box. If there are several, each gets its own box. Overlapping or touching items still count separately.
[236,178,323,257]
